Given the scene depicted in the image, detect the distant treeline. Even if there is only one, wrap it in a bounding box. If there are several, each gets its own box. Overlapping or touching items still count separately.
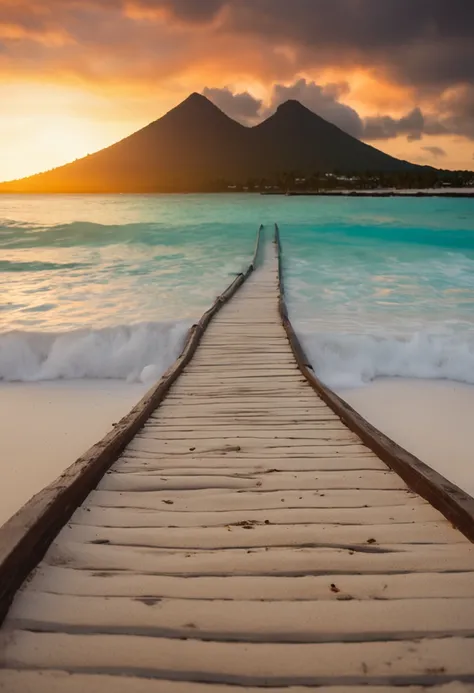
[214,169,474,192]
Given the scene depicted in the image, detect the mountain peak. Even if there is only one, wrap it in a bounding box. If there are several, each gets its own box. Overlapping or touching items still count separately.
[276,99,312,115]
[186,91,210,104]
[175,91,218,112]
[165,91,241,126]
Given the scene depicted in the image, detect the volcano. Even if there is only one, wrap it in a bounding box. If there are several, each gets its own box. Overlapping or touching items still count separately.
[0,93,422,193]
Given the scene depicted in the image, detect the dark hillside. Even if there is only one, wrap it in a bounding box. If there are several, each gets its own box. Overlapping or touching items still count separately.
[252,100,416,175]
[0,93,425,193]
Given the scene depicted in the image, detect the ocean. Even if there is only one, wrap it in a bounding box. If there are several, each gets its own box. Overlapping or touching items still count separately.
[2,193,474,388]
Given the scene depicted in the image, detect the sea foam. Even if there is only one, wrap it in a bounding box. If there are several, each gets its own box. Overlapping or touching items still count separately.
[300,330,474,389]
[0,321,191,383]
[2,321,474,390]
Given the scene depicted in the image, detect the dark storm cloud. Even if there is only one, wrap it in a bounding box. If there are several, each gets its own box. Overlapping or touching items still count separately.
[363,109,427,142]
[202,86,262,121]
[422,146,447,158]
[203,80,364,135]
[131,0,225,23]
[438,86,474,139]
[153,0,474,87]
[204,80,454,144]
[3,0,474,89]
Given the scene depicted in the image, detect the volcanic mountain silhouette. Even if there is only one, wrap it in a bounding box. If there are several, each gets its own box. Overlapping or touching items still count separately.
[0,93,421,192]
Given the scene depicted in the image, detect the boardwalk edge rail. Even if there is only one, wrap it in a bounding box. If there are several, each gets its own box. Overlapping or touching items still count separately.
[275,223,474,543]
[0,225,264,623]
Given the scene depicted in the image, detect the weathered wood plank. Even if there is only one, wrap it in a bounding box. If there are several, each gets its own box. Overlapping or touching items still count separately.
[113,457,383,472]
[4,671,466,693]
[136,429,357,441]
[43,542,474,575]
[153,401,330,410]
[145,418,343,426]
[98,470,406,492]
[71,503,443,528]
[3,632,474,684]
[117,445,377,458]
[22,566,474,601]
[8,593,474,642]
[58,520,468,549]
[86,488,419,512]
[126,440,371,456]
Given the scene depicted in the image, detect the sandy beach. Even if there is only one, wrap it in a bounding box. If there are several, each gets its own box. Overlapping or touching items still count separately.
[341,378,474,496]
[0,380,146,526]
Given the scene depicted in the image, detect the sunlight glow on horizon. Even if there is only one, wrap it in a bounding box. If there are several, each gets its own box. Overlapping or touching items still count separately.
[0,82,162,182]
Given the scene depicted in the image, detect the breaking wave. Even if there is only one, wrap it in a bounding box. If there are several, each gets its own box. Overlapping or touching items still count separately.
[0,321,191,383]
[300,330,474,389]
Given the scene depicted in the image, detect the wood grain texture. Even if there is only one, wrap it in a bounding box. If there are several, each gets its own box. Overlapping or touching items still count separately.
[7,593,474,642]
[3,671,469,693]
[21,567,474,601]
[3,631,474,685]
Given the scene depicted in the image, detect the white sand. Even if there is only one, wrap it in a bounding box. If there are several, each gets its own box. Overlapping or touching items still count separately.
[340,378,474,497]
[0,380,146,526]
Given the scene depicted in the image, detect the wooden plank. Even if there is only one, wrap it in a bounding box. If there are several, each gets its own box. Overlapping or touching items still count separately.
[137,429,357,440]
[86,489,418,512]
[145,421,345,428]
[71,503,445,528]
[22,566,474,601]
[43,542,474,575]
[179,373,303,381]
[163,392,317,400]
[8,593,474,643]
[154,401,329,410]
[118,447,379,459]
[113,457,383,472]
[148,407,335,417]
[126,439,370,455]
[58,520,468,549]
[190,357,297,364]
[5,671,453,693]
[133,434,361,446]
[3,631,474,684]
[189,365,298,371]
[98,470,406,492]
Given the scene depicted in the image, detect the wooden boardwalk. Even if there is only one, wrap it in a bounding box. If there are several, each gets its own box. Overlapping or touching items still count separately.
[1,232,474,690]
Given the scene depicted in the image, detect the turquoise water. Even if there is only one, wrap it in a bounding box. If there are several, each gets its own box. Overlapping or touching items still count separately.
[1,193,474,385]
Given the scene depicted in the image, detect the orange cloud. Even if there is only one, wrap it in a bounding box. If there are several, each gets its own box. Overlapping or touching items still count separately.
[0,0,473,179]
[0,21,72,45]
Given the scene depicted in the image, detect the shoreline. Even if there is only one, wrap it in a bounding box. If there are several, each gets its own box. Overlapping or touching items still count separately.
[1,189,474,197]
[261,189,474,197]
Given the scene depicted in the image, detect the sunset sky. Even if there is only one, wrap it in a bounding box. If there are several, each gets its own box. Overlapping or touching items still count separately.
[1,0,474,182]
